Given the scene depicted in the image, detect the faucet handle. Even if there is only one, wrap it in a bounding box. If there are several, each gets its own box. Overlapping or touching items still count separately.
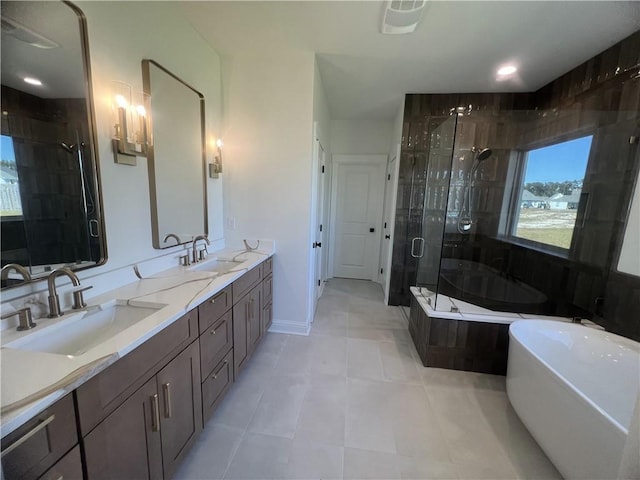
[72,285,93,310]
[179,254,191,267]
[198,246,209,261]
[1,307,36,331]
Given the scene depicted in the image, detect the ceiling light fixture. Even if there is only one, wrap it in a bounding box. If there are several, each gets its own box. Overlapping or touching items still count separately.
[497,65,518,76]
[23,77,42,86]
[381,0,427,35]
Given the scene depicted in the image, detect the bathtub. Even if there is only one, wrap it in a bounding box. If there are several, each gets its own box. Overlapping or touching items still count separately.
[507,320,640,480]
[439,258,548,312]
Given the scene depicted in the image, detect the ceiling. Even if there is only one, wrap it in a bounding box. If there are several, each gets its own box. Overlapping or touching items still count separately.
[180,1,640,120]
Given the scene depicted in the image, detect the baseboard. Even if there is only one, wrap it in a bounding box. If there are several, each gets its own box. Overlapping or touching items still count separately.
[268,318,310,336]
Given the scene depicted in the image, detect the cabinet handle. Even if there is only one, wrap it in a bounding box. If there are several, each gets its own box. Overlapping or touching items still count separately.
[210,329,216,335]
[210,290,225,304]
[150,394,160,432]
[245,302,249,322]
[1,414,55,458]
[55,476,64,480]
[212,359,229,380]
[163,383,172,419]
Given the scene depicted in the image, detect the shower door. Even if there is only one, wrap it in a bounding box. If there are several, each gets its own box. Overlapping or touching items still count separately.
[414,114,458,297]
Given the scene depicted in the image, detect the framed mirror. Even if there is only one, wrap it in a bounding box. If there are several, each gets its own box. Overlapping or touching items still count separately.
[142,60,207,249]
[0,0,106,289]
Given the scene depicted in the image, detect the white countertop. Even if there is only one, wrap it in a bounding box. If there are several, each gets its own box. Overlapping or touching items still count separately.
[0,244,274,437]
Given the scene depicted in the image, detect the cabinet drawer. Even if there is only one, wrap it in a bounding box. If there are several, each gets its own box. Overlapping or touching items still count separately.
[263,257,273,276]
[201,349,234,424]
[1,394,77,480]
[262,273,273,305]
[39,445,83,480]
[200,310,233,380]
[232,264,262,303]
[198,285,232,334]
[76,309,198,436]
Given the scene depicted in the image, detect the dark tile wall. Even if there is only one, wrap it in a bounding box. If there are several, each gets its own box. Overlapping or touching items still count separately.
[392,30,640,341]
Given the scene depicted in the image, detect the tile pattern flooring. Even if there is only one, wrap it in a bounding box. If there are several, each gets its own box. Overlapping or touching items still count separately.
[175,279,561,479]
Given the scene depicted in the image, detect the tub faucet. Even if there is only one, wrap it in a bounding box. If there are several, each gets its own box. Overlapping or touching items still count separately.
[191,234,210,264]
[47,268,91,317]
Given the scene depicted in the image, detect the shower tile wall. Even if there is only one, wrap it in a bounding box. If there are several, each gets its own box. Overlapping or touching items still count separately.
[1,85,92,267]
[391,29,640,341]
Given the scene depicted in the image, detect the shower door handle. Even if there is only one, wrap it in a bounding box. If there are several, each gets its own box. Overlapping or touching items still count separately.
[410,237,425,258]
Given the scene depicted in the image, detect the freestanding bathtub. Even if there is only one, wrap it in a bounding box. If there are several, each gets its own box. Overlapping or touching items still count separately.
[507,320,640,480]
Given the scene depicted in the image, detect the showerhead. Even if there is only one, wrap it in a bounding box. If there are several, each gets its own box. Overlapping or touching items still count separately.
[475,148,492,162]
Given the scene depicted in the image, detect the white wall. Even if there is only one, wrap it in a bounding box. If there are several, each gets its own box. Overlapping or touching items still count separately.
[3,3,224,304]
[330,119,393,155]
[221,50,316,334]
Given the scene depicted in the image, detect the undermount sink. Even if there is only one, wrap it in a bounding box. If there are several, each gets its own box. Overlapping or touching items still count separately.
[189,259,243,275]
[5,300,166,357]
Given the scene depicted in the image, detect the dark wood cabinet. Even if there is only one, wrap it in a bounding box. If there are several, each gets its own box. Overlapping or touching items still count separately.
[76,310,198,436]
[3,255,275,480]
[233,283,262,377]
[157,340,202,479]
[0,394,77,480]
[83,377,162,480]
[83,340,202,479]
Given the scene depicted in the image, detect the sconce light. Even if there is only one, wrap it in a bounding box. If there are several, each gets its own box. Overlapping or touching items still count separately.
[209,138,223,178]
[111,81,151,166]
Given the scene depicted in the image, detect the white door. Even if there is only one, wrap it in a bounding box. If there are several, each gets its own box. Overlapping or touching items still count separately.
[331,155,386,280]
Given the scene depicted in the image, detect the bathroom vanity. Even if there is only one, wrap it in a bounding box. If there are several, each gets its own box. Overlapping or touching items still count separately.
[1,254,274,480]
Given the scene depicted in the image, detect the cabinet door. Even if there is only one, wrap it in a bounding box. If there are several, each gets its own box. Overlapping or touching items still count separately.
[157,340,203,479]
[248,284,262,351]
[233,293,251,377]
[83,377,162,480]
[262,301,273,333]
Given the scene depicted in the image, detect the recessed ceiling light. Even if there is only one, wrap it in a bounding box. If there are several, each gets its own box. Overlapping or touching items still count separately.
[24,77,43,86]
[497,65,517,76]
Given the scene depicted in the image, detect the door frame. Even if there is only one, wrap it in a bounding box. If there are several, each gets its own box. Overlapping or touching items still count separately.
[308,122,328,322]
[328,154,387,281]
[382,144,401,303]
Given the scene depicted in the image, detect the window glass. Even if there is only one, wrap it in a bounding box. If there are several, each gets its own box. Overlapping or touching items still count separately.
[513,135,593,250]
[0,135,22,217]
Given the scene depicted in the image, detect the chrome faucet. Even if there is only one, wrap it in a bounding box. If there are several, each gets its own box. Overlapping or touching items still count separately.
[1,263,32,284]
[47,268,92,317]
[191,234,210,264]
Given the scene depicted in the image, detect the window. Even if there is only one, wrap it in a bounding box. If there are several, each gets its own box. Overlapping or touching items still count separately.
[512,135,593,251]
[0,135,22,217]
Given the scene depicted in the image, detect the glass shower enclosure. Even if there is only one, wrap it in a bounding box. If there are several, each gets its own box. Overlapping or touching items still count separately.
[412,106,640,320]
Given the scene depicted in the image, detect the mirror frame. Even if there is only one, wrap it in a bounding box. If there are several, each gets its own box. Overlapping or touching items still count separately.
[141,59,208,249]
[0,0,108,290]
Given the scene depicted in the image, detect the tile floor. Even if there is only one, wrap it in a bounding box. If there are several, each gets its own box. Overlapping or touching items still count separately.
[175,278,562,480]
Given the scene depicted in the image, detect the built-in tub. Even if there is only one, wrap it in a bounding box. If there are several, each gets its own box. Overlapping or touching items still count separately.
[507,320,640,480]
[439,258,548,311]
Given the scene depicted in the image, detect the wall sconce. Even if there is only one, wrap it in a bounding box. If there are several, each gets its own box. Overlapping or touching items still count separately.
[209,138,223,178]
[111,81,151,166]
